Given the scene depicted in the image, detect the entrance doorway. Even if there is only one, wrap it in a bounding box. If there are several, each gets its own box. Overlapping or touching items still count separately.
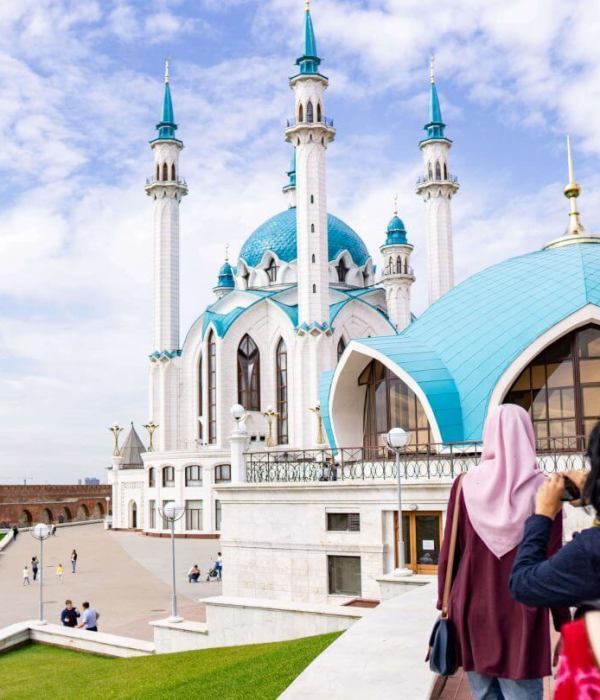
[129,501,138,529]
[394,511,442,574]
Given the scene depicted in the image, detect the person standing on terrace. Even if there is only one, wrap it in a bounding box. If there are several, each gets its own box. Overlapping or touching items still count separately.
[437,404,570,699]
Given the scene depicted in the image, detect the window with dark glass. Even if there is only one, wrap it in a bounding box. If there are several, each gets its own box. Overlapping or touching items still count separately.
[328,555,361,596]
[317,102,322,122]
[336,258,349,283]
[266,258,278,283]
[207,331,217,444]
[276,338,289,444]
[435,161,441,180]
[215,500,222,531]
[162,162,168,181]
[327,513,360,531]
[215,464,231,483]
[162,466,175,487]
[359,360,432,449]
[307,100,314,122]
[148,467,155,488]
[171,163,176,180]
[185,500,203,530]
[185,465,202,487]
[428,162,433,179]
[238,334,260,410]
[337,337,346,362]
[396,256,402,274]
[443,163,448,180]
[504,325,600,449]
[299,104,304,122]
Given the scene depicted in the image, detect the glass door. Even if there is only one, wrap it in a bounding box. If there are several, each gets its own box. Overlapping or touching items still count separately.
[394,511,442,573]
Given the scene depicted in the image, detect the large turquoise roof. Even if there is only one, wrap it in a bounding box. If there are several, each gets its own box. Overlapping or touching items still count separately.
[338,243,600,444]
[239,208,370,268]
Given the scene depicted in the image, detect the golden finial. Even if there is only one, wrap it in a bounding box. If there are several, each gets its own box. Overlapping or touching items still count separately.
[305,0,310,11]
[393,193,398,216]
[430,55,435,84]
[564,135,585,237]
[164,58,170,84]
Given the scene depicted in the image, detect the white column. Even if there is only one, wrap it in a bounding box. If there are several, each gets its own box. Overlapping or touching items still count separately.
[230,432,250,482]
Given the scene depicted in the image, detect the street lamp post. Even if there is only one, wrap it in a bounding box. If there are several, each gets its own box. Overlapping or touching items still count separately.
[109,423,123,456]
[143,421,159,451]
[30,523,51,624]
[386,427,413,577]
[158,501,185,622]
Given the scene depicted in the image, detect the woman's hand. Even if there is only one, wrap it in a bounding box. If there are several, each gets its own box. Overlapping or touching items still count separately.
[535,474,564,519]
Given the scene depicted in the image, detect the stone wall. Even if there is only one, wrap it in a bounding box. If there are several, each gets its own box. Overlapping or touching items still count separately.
[0,484,111,527]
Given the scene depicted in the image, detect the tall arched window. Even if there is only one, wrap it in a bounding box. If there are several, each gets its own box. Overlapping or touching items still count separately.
[307,101,314,122]
[317,103,322,122]
[207,331,217,444]
[156,164,159,180]
[299,104,304,122]
[337,337,346,362]
[148,467,155,487]
[276,338,288,444]
[443,163,448,180]
[238,334,260,410]
[503,325,600,449]
[266,258,278,283]
[428,162,433,180]
[359,360,431,449]
[311,223,315,232]
[312,284,317,293]
[185,465,202,487]
[336,258,349,283]
[435,161,442,180]
[162,162,168,181]
[162,466,175,487]
[171,163,176,180]
[396,256,402,274]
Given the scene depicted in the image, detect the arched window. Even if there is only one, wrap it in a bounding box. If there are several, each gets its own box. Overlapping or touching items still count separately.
[428,162,433,180]
[337,337,346,362]
[443,163,448,180]
[311,223,315,233]
[266,258,278,283]
[148,467,155,487]
[171,163,176,180]
[396,256,402,274]
[162,162,168,181]
[503,325,600,450]
[310,194,314,203]
[435,161,442,180]
[215,464,231,482]
[336,258,349,283]
[207,331,217,444]
[156,164,159,180]
[317,103,322,122]
[312,284,317,293]
[299,104,304,122]
[238,334,260,410]
[162,466,175,487]
[185,465,202,487]
[307,101,314,122]
[359,360,431,450]
[276,338,288,444]
[128,501,137,529]
[312,254,316,263]
[198,354,203,440]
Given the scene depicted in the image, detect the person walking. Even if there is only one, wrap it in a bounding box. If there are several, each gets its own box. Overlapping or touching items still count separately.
[31,556,39,582]
[22,566,30,586]
[12,525,18,541]
[51,524,57,536]
[510,420,600,698]
[436,404,570,699]
[71,549,78,574]
[78,602,99,632]
[215,552,223,581]
[56,563,64,583]
[60,600,80,627]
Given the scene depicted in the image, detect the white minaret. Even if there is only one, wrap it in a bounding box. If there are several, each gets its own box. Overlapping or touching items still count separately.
[380,200,415,331]
[416,57,458,306]
[145,60,188,354]
[284,0,335,328]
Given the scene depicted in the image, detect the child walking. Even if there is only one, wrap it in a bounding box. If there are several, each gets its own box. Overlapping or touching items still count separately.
[56,563,64,583]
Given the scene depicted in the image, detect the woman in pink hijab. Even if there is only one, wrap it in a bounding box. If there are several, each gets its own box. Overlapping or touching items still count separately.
[437,404,571,699]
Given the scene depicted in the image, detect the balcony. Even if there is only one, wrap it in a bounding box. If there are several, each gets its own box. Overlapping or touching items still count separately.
[416,173,459,187]
[286,116,335,129]
[384,264,415,277]
[145,176,188,187]
[245,438,588,483]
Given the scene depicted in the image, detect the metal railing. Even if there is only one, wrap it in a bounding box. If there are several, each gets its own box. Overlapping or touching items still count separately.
[145,176,188,187]
[416,173,459,186]
[246,437,588,484]
[384,264,415,276]
[286,116,335,128]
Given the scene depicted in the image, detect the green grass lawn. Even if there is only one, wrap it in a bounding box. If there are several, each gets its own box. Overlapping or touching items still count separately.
[0,532,5,541]
[0,632,340,699]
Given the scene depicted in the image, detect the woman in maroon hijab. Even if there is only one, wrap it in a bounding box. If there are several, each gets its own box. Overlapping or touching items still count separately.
[437,404,571,699]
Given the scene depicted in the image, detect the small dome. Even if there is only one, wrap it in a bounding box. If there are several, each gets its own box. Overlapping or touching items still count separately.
[216,261,235,289]
[238,209,370,268]
[384,215,408,245]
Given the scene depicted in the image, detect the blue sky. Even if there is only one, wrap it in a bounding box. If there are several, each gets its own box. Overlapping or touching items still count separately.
[1,0,599,483]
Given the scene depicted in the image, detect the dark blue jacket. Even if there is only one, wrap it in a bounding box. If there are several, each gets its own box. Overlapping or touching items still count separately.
[510,514,600,607]
[60,607,80,627]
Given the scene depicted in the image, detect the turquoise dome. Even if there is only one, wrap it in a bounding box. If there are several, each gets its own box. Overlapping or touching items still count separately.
[239,208,370,268]
[384,215,408,245]
[328,243,600,445]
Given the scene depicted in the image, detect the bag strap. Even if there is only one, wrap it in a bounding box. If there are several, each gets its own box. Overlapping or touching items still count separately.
[441,474,464,619]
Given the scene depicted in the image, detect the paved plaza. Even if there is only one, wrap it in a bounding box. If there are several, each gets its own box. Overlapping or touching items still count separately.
[0,524,221,640]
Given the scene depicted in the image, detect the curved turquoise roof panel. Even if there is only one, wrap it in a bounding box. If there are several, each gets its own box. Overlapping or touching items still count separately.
[358,243,600,443]
[239,209,370,268]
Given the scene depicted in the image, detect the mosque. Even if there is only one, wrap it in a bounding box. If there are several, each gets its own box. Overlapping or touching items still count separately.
[109,1,600,597]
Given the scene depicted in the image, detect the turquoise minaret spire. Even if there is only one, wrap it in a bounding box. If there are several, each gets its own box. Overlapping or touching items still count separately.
[155,60,178,140]
[296,0,321,75]
[423,56,446,141]
[282,147,297,208]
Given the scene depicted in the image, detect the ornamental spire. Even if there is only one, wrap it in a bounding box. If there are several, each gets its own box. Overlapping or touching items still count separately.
[423,55,446,141]
[564,135,585,237]
[155,60,177,140]
[296,0,321,75]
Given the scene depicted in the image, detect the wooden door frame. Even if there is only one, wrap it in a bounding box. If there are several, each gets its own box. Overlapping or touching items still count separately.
[393,510,443,574]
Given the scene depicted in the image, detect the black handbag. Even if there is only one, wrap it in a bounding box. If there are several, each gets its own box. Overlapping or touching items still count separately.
[427,475,464,676]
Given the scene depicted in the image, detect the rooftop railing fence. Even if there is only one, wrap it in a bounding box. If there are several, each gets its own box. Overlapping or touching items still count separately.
[245,437,589,484]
